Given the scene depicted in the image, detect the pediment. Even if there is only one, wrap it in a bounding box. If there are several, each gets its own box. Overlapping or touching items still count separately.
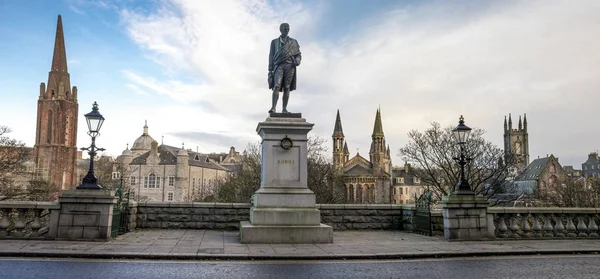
[345,164,372,175]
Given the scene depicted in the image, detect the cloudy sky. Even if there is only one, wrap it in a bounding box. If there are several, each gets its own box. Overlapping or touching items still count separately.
[0,0,599,168]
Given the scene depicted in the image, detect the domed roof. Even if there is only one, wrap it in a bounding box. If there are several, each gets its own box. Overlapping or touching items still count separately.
[131,121,155,154]
[121,146,132,156]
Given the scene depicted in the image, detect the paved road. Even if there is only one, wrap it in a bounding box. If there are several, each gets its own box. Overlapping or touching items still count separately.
[2,255,599,279]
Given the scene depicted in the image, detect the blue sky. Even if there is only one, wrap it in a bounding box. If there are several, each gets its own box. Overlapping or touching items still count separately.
[1,0,599,168]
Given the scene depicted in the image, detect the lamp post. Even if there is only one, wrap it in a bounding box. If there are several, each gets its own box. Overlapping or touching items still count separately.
[452,115,473,195]
[76,101,106,190]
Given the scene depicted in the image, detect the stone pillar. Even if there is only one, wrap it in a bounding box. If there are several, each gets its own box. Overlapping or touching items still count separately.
[240,114,333,243]
[49,190,117,240]
[442,194,489,241]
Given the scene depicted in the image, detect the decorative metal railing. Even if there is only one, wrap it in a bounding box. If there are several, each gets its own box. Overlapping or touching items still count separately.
[0,202,60,239]
[487,208,600,239]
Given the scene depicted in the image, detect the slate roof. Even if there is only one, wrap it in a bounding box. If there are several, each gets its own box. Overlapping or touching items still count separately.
[515,157,550,181]
[130,144,230,172]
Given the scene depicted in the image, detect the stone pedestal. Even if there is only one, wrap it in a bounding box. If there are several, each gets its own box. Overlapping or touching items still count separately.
[240,115,333,243]
[49,190,117,241]
[442,194,489,241]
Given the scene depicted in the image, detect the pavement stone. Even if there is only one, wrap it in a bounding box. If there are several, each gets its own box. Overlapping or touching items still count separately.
[1,229,600,260]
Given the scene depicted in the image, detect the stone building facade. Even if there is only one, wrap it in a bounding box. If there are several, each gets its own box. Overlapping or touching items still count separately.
[391,163,429,205]
[332,109,392,204]
[582,152,600,178]
[117,123,233,202]
[511,155,568,195]
[33,15,79,190]
[503,113,529,172]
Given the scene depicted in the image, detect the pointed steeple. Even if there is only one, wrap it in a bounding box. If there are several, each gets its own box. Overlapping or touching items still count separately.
[372,108,384,137]
[508,113,513,130]
[45,15,72,100]
[332,109,344,137]
[518,115,522,130]
[504,116,507,132]
[51,15,68,73]
[387,144,391,157]
[523,113,527,131]
[343,142,349,154]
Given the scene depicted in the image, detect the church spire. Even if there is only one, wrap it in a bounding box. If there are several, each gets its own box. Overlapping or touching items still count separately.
[504,115,507,132]
[518,115,522,130]
[332,109,344,137]
[372,108,384,137]
[508,113,513,130]
[523,113,527,131]
[51,15,68,73]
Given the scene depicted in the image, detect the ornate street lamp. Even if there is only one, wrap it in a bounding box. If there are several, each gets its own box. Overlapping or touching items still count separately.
[76,102,106,190]
[452,115,473,195]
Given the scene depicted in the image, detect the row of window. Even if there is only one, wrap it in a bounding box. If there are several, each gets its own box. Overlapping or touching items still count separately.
[394,177,420,184]
[130,175,176,188]
[583,164,600,170]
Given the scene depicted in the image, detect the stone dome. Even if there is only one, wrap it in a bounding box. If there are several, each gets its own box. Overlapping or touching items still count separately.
[121,148,132,156]
[131,121,155,156]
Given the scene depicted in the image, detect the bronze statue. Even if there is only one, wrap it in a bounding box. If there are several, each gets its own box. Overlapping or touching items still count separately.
[268,23,301,114]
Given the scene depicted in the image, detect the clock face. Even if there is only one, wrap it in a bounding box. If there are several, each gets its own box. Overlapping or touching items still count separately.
[280,136,293,150]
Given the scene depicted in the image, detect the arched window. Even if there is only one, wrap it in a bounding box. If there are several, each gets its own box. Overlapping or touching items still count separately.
[550,164,556,173]
[46,110,53,144]
[356,184,363,204]
[349,185,355,203]
[65,115,70,146]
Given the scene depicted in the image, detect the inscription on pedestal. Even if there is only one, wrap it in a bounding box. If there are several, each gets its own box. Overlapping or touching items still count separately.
[272,145,300,183]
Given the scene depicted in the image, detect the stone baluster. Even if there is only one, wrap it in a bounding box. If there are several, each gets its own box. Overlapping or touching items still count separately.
[11,208,27,237]
[30,209,43,236]
[496,214,509,238]
[576,215,588,237]
[0,208,11,237]
[532,214,543,238]
[543,214,554,238]
[521,213,532,238]
[588,214,599,238]
[508,214,521,238]
[554,214,565,238]
[566,215,577,237]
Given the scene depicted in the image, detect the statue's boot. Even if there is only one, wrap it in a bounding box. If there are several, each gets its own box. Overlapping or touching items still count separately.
[282,88,290,113]
[269,89,279,113]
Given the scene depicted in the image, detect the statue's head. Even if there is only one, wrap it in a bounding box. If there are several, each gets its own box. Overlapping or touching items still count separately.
[280,23,290,37]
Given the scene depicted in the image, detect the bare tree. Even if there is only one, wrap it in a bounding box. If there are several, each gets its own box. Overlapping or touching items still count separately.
[537,177,600,207]
[307,136,345,204]
[398,122,514,201]
[0,126,60,201]
[214,142,261,203]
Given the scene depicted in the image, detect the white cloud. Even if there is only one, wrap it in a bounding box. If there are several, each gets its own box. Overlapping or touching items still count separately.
[115,0,600,167]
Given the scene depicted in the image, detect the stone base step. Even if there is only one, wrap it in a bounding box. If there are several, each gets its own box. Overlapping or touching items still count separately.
[239,221,333,244]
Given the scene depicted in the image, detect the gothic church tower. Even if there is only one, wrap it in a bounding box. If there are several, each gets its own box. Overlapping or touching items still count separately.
[33,15,79,189]
[332,110,349,170]
[503,113,529,171]
[369,109,391,174]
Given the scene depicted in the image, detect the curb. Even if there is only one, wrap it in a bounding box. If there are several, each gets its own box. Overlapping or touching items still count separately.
[1,250,599,261]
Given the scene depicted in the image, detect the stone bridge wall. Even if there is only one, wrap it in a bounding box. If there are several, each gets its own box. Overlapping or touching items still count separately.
[127,202,417,231]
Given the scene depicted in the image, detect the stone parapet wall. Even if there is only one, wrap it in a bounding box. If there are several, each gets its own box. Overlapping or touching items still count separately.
[318,204,403,230]
[126,203,410,231]
[134,202,251,230]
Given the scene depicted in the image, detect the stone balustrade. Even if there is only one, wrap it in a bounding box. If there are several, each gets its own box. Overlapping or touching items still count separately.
[487,208,600,239]
[0,201,60,239]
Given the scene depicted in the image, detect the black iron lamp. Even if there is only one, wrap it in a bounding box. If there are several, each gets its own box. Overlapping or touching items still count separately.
[452,115,474,195]
[76,101,106,190]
